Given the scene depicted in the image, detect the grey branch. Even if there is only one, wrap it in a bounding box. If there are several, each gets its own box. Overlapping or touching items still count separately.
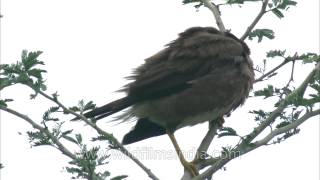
[202,0,226,31]
[0,105,104,180]
[194,122,219,162]
[255,54,305,83]
[254,108,320,146]
[190,62,320,180]
[246,62,319,143]
[35,90,160,180]
[181,122,220,179]
[241,0,269,40]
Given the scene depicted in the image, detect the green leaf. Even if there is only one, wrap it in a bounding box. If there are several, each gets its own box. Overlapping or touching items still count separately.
[254,85,275,98]
[111,175,128,180]
[277,0,297,10]
[183,0,201,4]
[272,8,284,18]
[83,101,96,112]
[248,29,275,42]
[300,53,320,64]
[218,127,238,138]
[182,0,203,8]
[76,134,83,145]
[63,135,79,144]
[0,99,13,107]
[266,50,286,58]
[276,121,290,128]
[61,129,73,136]
[21,51,43,70]
[27,68,47,79]
[0,78,12,90]
[27,130,52,147]
[69,106,80,113]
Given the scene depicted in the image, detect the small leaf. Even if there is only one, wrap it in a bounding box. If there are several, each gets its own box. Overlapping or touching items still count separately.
[218,127,238,138]
[76,134,82,144]
[111,175,128,180]
[248,29,275,42]
[27,68,47,79]
[254,85,275,98]
[83,101,96,111]
[272,8,284,18]
[61,129,73,136]
[63,135,78,144]
[0,78,13,90]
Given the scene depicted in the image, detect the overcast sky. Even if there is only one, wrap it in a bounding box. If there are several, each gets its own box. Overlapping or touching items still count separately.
[1,0,319,180]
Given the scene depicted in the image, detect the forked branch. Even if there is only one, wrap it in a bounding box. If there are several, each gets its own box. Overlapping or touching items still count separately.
[202,0,226,31]
[241,0,269,40]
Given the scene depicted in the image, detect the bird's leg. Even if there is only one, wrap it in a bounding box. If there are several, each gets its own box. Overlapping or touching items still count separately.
[166,130,199,177]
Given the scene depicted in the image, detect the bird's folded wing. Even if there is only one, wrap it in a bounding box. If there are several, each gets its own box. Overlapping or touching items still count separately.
[81,32,244,120]
[124,33,244,102]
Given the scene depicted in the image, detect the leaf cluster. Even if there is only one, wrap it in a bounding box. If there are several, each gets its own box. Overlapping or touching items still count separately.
[248,29,274,42]
[268,0,297,18]
[0,50,47,101]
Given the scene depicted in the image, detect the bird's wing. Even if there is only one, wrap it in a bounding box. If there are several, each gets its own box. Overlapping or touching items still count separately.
[124,32,245,101]
[82,31,246,120]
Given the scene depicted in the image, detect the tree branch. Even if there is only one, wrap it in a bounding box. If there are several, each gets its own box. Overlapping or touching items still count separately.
[246,62,319,143]
[241,0,269,40]
[254,59,287,82]
[0,105,104,180]
[254,54,304,83]
[254,108,320,146]
[191,62,320,180]
[34,90,160,180]
[193,121,219,162]
[202,0,226,31]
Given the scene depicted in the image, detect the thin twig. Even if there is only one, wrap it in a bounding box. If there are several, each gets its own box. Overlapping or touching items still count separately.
[35,90,160,180]
[254,60,287,82]
[286,60,295,86]
[254,109,320,146]
[241,0,269,40]
[202,0,226,31]
[254,54,305,83]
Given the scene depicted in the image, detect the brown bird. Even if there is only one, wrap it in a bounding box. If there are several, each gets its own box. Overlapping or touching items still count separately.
[83,27,254,176]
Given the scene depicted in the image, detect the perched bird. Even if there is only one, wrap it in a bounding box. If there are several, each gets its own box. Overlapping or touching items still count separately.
[84,26,254,142]
[82,26,254,176]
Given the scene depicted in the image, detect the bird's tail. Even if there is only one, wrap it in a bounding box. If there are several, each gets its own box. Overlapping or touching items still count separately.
[122,118,166,145]
[80,97,134,121]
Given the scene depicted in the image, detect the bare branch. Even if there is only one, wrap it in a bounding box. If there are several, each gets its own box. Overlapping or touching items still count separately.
[201,0,226,31]
[35,90,160,180]
[255,54,304,83]
[181,122,219,179]
[193,122,219,162]
[255,60,287,83]
[241,0,269,40]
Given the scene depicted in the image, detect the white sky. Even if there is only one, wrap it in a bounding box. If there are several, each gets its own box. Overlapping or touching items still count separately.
[1,0,319,180]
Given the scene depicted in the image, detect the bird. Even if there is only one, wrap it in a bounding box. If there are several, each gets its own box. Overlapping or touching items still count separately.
[82,26,254,176]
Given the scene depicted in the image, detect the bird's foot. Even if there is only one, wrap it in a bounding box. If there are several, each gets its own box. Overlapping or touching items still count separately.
[180,158,199,177]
